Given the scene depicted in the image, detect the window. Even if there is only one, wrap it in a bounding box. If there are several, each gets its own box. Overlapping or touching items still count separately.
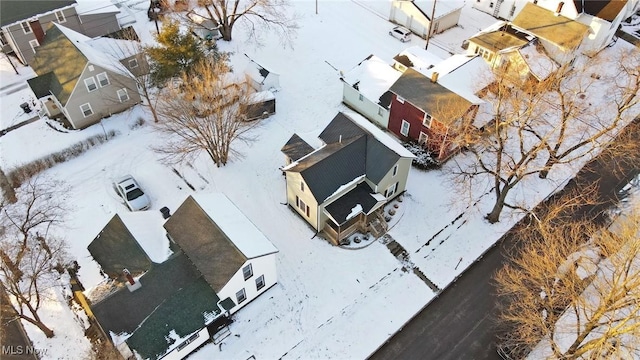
[97,72,109,87]
[400,120,410,136]
[29,39,39,53]
[396,96,405,104]
[509,5,516,17]
[295,196,309,217]
[236,288,246,304]
[88,65,94,72]
[418,131,428,145]
[423,113,433,128]
[117,88,129,102]
[176,333,199,352]
[242,264,253,280]
[0,32,7,46]
[80,103,93,117]
[84,77,97,92]
[128,58,139,68]
[358,94,364,101]
[392,164,398,177]
[489,2,494,8]
[55,11,66,23]
[21,22,32,34]
[300,181,305,192]
[256,275,265,291]
[385,183,398,198]
[378,107,383,116]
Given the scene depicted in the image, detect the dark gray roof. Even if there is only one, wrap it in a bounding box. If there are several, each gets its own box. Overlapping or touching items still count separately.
[163,196,247,293]
[87,214,151,279]
[320,112,401,183]
[92,253,219,360]
[325,182,380,225]
[27,72,62,99]
[281,133,314,162]
[0,0,76,27]
[287,136,367,202]
[573,0,626,21]
[389,68,472,124]
[378,90,393,109]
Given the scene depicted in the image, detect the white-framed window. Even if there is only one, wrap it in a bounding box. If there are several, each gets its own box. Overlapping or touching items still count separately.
[392,164,398,177]
[419,131,428,145]
[0,32,8,46]
[378,107,383,116]
[117,88,129,102]
[236,288,246,304]
[509,5,516,17]
[84,77,97,92]
[176,333,199,352]
[55,10,66,23]
[396,96,405,104]
[385,182,398,198]
[358,94,364,101]
[400,120,410,136]
[242,264,253,280]
[256,275,265,291]
[88,65,94,72]
[128,58,139,68]
[96,72,109,87]
[423,113,433,128]
[29,39,39,53]
[80,103,93,117]
[295,196,310,217]
[21,21,32,34]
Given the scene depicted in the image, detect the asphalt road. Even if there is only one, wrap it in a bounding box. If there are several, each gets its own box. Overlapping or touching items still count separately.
[370,118,640,360]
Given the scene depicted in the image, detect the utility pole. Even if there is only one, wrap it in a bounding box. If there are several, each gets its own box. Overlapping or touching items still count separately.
[3,51,19,75]
[425,0,437,51]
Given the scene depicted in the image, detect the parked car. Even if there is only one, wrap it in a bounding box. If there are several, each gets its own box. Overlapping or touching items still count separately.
[114,175,150,211]
[389,26,412,42]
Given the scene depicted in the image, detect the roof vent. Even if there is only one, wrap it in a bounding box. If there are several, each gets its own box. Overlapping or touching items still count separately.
[431,72,439,83]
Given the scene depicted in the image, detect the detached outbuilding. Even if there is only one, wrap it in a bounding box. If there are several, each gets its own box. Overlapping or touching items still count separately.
[389,0,464,38]
[244,56,280,92]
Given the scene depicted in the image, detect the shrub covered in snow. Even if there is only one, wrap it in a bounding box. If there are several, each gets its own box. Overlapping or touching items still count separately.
[403,141,440,170]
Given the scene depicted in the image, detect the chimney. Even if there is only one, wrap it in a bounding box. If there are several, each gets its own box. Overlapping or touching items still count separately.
[555,2,564,15]
[431,72,439,83]
[339,135,342,143]
[124,268,141,292]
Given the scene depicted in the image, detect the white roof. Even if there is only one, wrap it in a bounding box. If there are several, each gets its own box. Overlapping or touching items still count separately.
[346,111,416,159]
[342,55,402,103]
[414,0,465,19]
[53,23,133,77]
[119,212,172,263]
[74,1,120,15]
[395,46,444,73]
[519,43,558,81]
[192,193,279,259]
[249,90,276,103]
[245,59,279,82]
[425,55,492,105]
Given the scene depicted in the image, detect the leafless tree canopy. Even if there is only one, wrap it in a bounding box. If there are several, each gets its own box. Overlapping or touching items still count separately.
[154,59,262,167]
[195,0,298,43]
[0,176,70,338]
[495,196,640,359]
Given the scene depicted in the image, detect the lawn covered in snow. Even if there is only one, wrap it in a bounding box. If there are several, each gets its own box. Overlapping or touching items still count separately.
[0,0,638,359]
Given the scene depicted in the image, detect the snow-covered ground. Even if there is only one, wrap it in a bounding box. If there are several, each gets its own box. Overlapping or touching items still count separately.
[1,0,638,359]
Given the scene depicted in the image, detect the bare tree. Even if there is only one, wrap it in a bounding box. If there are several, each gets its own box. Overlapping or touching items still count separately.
[0,177,70,338]
[531,49,640,178]
[495,193,640,359]
[193,0,297,43]
[153,59,261,167]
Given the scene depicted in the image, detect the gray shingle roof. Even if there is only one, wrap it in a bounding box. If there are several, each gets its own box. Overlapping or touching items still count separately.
[324,182,380,225]
[281,133,315,162]
[163,196,247,293]
[27,72,62,99]
[0,0,76,27]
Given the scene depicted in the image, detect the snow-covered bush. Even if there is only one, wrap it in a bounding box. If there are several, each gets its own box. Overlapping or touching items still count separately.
[403,141,440,170]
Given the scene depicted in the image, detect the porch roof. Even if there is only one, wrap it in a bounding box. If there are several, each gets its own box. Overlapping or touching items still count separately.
[324,182,382,226]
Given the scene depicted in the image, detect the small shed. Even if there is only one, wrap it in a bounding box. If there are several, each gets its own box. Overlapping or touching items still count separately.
[245,90,276,121]
[244,56,280,92]
[187,11,222,40]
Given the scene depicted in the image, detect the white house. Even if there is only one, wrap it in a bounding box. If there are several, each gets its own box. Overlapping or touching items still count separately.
[341,55,403,128]
[244,55,280,92]
[389,0,464,38]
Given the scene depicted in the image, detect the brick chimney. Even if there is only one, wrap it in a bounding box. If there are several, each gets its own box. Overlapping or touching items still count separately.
[431,72,439,83]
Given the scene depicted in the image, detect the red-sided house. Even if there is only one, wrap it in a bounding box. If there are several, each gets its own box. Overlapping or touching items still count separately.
[387,67,482,162]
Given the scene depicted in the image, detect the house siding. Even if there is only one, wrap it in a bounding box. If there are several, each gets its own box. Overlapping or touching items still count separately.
[389,0,462,38]
[375,158,412,200]
[217,253,278,315]
[285,172,319,231]
[3,6,82,65]
[342,82,390,128]
[65,63,140,129]
[162,327,210,360]
[78,12,121,38]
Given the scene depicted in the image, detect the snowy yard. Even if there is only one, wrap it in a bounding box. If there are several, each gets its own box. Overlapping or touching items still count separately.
[1,0,638,359]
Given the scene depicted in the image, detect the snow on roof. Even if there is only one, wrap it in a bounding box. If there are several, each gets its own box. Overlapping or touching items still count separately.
[346,204,363,221]
[245,58,279,81]
[414,0,465,19]
[395,46,444,73]
[249,90,276,103]
[518,43,558,81]
[74,0,120,15]
[87,37,140,59]
[346,111,415,158]
[118,211,173,264]
[53,23,133,77]
[342,55,402,103]
[424,55,491,104]
[324,175,366,202]
[192,193,278,259]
